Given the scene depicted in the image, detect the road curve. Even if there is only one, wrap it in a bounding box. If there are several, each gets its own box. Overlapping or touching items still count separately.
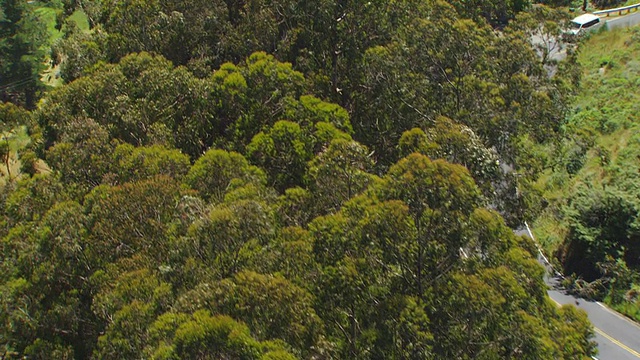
[518,226,640,359]
[517,10,640,359]
[548,285,640,360]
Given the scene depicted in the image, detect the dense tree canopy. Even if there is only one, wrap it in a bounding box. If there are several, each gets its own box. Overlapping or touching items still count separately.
[0,0,598,358]
[0,147,597,358]
[0,0,48,108]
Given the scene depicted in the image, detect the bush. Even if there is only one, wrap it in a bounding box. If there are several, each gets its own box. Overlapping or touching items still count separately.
[18,150,38,177]
[537,0,574,7]
[591,0,625,9]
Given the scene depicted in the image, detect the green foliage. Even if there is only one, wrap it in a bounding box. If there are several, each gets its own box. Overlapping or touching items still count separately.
[592,0,625,8]
[0,102,35,182]
[533,27,640,319]
[0,144,597,358]
[260,226,318,287]
[247,121,311,192]
[92,269,173,359]
[0,1,600,358]
[39,52,210,158]
[431,271,507,358]
[0,101,31,128]
[45,117,114,190]
[5,173,67,223]
[562,185,640,281]
[399,118,503,215]
[18,150,37,177]
[352,1,568,177]
[37,51,352,169]
[538,0,573,6]
[307,138,374,214]
[185,148,265,204]
[52,22,105,82]
[284,95,353,136]
[447,0,532,27]
[185,198,275,278]
[374,154,482,296]
[0,0,48,107]
[554,305,598,358]
[112,143,190,183]
[393,296,433,358]
[145,310,295,360]
[0,141,9,179]
[84,176,183,267]
[275,188,316,228]
[53,0,554,185]
[381,153,481,218]
[175,271,322,356]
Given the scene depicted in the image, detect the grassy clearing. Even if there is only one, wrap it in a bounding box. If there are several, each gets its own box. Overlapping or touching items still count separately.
[68,9,90,32]
[34,6,62,43]
[36,6,90,88]
[2,3,79,185]
[34,4,63,87]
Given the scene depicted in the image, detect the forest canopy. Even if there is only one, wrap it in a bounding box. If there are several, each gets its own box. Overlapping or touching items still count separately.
[0,0,598,358]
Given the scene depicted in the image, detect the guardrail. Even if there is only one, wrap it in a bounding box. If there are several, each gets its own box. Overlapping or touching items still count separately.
[593,2,640,17]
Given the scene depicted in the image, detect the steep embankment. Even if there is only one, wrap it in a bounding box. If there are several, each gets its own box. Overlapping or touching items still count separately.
[535,25,640,319]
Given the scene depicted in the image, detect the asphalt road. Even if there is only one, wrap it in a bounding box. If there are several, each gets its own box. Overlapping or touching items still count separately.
[548,287,640,360]
[519,225,640,360]
[532,10,640,68]
[604,10,640,30]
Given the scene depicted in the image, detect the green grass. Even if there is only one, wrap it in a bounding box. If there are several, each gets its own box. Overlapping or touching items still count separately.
[68,9,90,32]
[621,0,640,7]
[9,126,30,152]
[609,298,640,322]
[35,6,62,43]
[34,5,90,88]
[34,5,89,39]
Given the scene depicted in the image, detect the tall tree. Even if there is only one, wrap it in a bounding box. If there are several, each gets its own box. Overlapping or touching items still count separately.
[185,197,275,278]
[376,153,481,298]
[84,176,183,268]
[308,138,375,214]
[92,269,173,359]
[144,311,296,359]
[174,271,323,356]
[0,0,47,108]
[247,120,311,192]
[185,148,266,204]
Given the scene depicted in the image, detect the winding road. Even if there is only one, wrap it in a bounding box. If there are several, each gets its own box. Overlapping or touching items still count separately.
[519,225,640,359]
[519,9,640,359]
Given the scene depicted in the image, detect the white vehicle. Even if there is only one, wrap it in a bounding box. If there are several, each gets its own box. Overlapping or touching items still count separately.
[565,13,602,38]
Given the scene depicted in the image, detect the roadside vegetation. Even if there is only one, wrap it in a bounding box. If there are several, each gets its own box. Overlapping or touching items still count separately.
[534,26,640,320]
